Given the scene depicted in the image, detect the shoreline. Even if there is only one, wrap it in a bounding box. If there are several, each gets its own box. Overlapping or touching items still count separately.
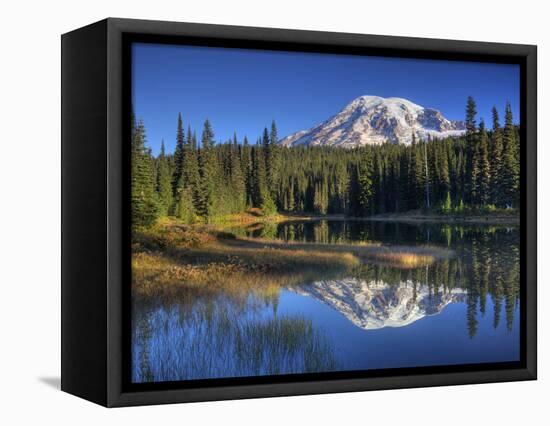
[156,209,519,234]
[131,219,456,299]
[221,211,520,226]
[362,213,519,225]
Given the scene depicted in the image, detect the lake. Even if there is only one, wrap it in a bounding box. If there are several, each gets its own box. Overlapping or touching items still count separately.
[132,220,520,383]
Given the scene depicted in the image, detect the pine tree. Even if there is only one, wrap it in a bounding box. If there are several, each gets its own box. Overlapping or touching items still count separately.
[423,136,430,209]
[229,133,246,212]
[465,96,479,204]
[409,134,424,209]
[373,151,385,213]
[454,145,467,203]
[197,119,218,218]
[356,150,374,216]
[439,141,451,198]
[182,125,201,213]
[477,119,491,205]
[285,176,296,212]
[251,141,274,213]
[175,186,195,223]
[172,113,186,197]
[470,141,480,204]
[313,177,329,214]
[262,127,272,192]
[501,103,519,207]
[155,140,173,215]
[489,106,504,206]
[131,119,159,227]
[261,192,277,215]
[268,121,282,201]
[241,136,253,206]
[333,159,350,213]
[465,96,478,136]
[399,150,411,211]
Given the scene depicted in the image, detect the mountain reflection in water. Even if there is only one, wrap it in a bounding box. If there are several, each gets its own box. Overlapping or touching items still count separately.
[292,278,466,330]
[132,220,520,383]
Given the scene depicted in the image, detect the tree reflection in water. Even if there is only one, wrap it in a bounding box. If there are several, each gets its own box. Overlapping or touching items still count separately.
[132,221,519,383]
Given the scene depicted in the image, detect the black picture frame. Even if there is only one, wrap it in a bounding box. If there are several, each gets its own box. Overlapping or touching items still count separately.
[61,17,537,407]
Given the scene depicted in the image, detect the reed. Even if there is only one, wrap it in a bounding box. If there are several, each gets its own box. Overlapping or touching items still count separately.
[132,300,338,382]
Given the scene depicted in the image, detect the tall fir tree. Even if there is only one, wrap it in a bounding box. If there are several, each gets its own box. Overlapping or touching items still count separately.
[241,136,253,206]
[131,119,159,226]
[439,141,451,201]
[490,106,504,206]
[268,120,282,201]
[312,178,328,214]
[465,96,478,204]
[373,150,386,213]
[251,140,273,212]
[399,149,411,211]
[182,125,201,214]
[261,127,272,192]
[155,140,173,215]
[172,113,186,197]
[355,149,374,216]
[465,96,478,136]
[409,134,425,209]
[477,119,491,205]
[197,119,218,218]
[501,103,519,207]
[423,136,431,209]
[229,133,247,212]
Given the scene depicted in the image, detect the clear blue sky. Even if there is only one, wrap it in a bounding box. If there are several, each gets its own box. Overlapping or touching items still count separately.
[132,43,520,155]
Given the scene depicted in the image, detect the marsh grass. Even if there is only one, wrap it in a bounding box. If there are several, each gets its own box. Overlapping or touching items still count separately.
[207,208,291,225]
[132,221,454,300]
[132,251,350,301]
[231,237,453,269]
[132,222,359,300]
[132,299,339,382]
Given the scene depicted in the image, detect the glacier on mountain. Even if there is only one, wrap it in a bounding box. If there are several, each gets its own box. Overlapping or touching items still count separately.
[280,95,466,148]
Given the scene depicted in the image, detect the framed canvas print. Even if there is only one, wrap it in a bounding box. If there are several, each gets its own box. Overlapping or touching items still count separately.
[61,18,537,407]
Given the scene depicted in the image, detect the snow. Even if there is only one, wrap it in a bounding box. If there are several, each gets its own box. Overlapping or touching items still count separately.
[291,278,466,330]
[280,95,466,148]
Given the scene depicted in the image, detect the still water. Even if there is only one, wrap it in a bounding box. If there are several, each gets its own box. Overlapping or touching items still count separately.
[132,220,520,383]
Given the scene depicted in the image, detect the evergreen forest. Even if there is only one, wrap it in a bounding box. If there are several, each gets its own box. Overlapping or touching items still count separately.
[131,97,520,227]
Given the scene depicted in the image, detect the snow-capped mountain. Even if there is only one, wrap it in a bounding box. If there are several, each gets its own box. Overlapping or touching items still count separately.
[291,278,466,330]
[280,95,466,148]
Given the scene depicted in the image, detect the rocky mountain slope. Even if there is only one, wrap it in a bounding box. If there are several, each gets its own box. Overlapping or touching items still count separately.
[280,95,466,148]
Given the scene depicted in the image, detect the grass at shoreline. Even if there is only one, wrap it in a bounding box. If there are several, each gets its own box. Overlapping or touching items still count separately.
[225,237,452,267]
[132,221,359,299]
[132,217,454,299]
[207,208,297,226]
[132,242,359,299]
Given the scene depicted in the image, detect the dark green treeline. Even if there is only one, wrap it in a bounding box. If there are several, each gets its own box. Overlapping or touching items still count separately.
[131,98,520,227]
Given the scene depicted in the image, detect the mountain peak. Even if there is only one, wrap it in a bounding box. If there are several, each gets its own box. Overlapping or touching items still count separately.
[350,95,422,109]
[280,95,465,148]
